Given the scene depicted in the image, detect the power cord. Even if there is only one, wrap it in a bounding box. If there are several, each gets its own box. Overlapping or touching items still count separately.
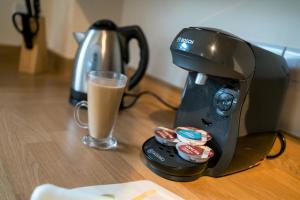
[122,91,178,110]
[266,131,286,159]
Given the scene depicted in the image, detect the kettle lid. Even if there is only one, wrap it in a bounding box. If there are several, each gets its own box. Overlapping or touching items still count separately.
[90,19,117,30]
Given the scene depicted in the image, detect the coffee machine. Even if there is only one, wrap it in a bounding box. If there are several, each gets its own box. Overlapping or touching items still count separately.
[142,27,289,181]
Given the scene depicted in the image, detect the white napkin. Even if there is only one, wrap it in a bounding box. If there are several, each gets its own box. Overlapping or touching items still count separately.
[31,184,114,200]
[31,180,183,200]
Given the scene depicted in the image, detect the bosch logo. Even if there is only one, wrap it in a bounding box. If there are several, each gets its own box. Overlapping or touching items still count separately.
[147,149,165,162]
[177,37,194,44]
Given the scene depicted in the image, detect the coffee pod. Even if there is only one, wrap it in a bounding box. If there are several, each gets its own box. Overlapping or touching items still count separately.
[176,142,214,163]
[154,127,178,146]
[176,126,212,146]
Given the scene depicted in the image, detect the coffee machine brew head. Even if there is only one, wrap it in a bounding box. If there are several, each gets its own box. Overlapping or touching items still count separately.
[170,27,256,81]
[195,73,207,85]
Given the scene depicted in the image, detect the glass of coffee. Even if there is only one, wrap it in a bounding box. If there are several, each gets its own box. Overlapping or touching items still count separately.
[74,71,127,149]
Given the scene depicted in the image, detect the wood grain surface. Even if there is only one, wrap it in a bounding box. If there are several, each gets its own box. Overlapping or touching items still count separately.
[0,60,299,200]
[18,17,48,74]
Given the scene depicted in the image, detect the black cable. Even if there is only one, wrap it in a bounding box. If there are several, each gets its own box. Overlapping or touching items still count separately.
[123,91,178,110]
[267,131,286,159]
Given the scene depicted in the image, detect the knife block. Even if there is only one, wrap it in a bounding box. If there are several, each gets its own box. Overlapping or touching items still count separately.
[18,17,48,74]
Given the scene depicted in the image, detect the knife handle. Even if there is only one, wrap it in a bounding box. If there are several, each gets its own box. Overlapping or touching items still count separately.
[25,0,33,17]
[33,0,40,18]
[12,12,38,49]
[12,12,24,33]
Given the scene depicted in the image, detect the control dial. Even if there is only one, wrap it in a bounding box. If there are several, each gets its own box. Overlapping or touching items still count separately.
[214,88,239,116]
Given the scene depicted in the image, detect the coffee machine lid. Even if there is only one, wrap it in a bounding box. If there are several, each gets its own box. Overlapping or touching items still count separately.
[170,27,255,80]
[190,27,242,40]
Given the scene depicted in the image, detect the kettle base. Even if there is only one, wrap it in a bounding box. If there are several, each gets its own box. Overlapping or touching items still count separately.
[69,89,87,105]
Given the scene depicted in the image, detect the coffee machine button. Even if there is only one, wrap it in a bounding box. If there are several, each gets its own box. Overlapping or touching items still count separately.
[216,93,234,111]
[214,88,239,116]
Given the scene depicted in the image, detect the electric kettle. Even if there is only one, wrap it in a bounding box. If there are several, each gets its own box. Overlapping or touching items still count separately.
[69,19,149,105]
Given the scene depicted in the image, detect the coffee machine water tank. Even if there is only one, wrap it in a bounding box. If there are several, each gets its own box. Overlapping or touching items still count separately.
[142,27,288,181]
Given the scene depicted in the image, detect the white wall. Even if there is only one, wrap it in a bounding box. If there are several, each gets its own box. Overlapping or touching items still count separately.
[0,0,123,58]
[44,0,123,58]
[42,0,74,58]
[0,0,22,45]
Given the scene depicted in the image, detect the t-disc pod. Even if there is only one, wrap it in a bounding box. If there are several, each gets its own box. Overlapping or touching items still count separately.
[176,142,214,163]
[176,127,212,146]
[154,127,179,146]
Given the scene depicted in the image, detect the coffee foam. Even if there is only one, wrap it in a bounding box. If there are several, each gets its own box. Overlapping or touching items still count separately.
[89,78,125,88]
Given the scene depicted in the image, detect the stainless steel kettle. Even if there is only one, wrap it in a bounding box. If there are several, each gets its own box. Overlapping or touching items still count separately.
[69,19,149,105]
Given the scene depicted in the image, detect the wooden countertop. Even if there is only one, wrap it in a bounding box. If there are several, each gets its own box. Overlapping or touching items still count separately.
[0,62,300,200]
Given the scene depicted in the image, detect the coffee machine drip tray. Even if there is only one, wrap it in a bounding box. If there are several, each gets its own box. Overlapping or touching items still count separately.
[142,137,209,182]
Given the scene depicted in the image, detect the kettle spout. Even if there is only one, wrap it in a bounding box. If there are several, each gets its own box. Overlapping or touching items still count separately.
[73,32,86,44]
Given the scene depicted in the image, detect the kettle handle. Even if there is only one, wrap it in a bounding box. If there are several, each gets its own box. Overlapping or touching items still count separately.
[119,26,149,90]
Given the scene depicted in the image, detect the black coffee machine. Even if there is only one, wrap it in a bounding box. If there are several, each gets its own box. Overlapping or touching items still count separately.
[142,27,289,181]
